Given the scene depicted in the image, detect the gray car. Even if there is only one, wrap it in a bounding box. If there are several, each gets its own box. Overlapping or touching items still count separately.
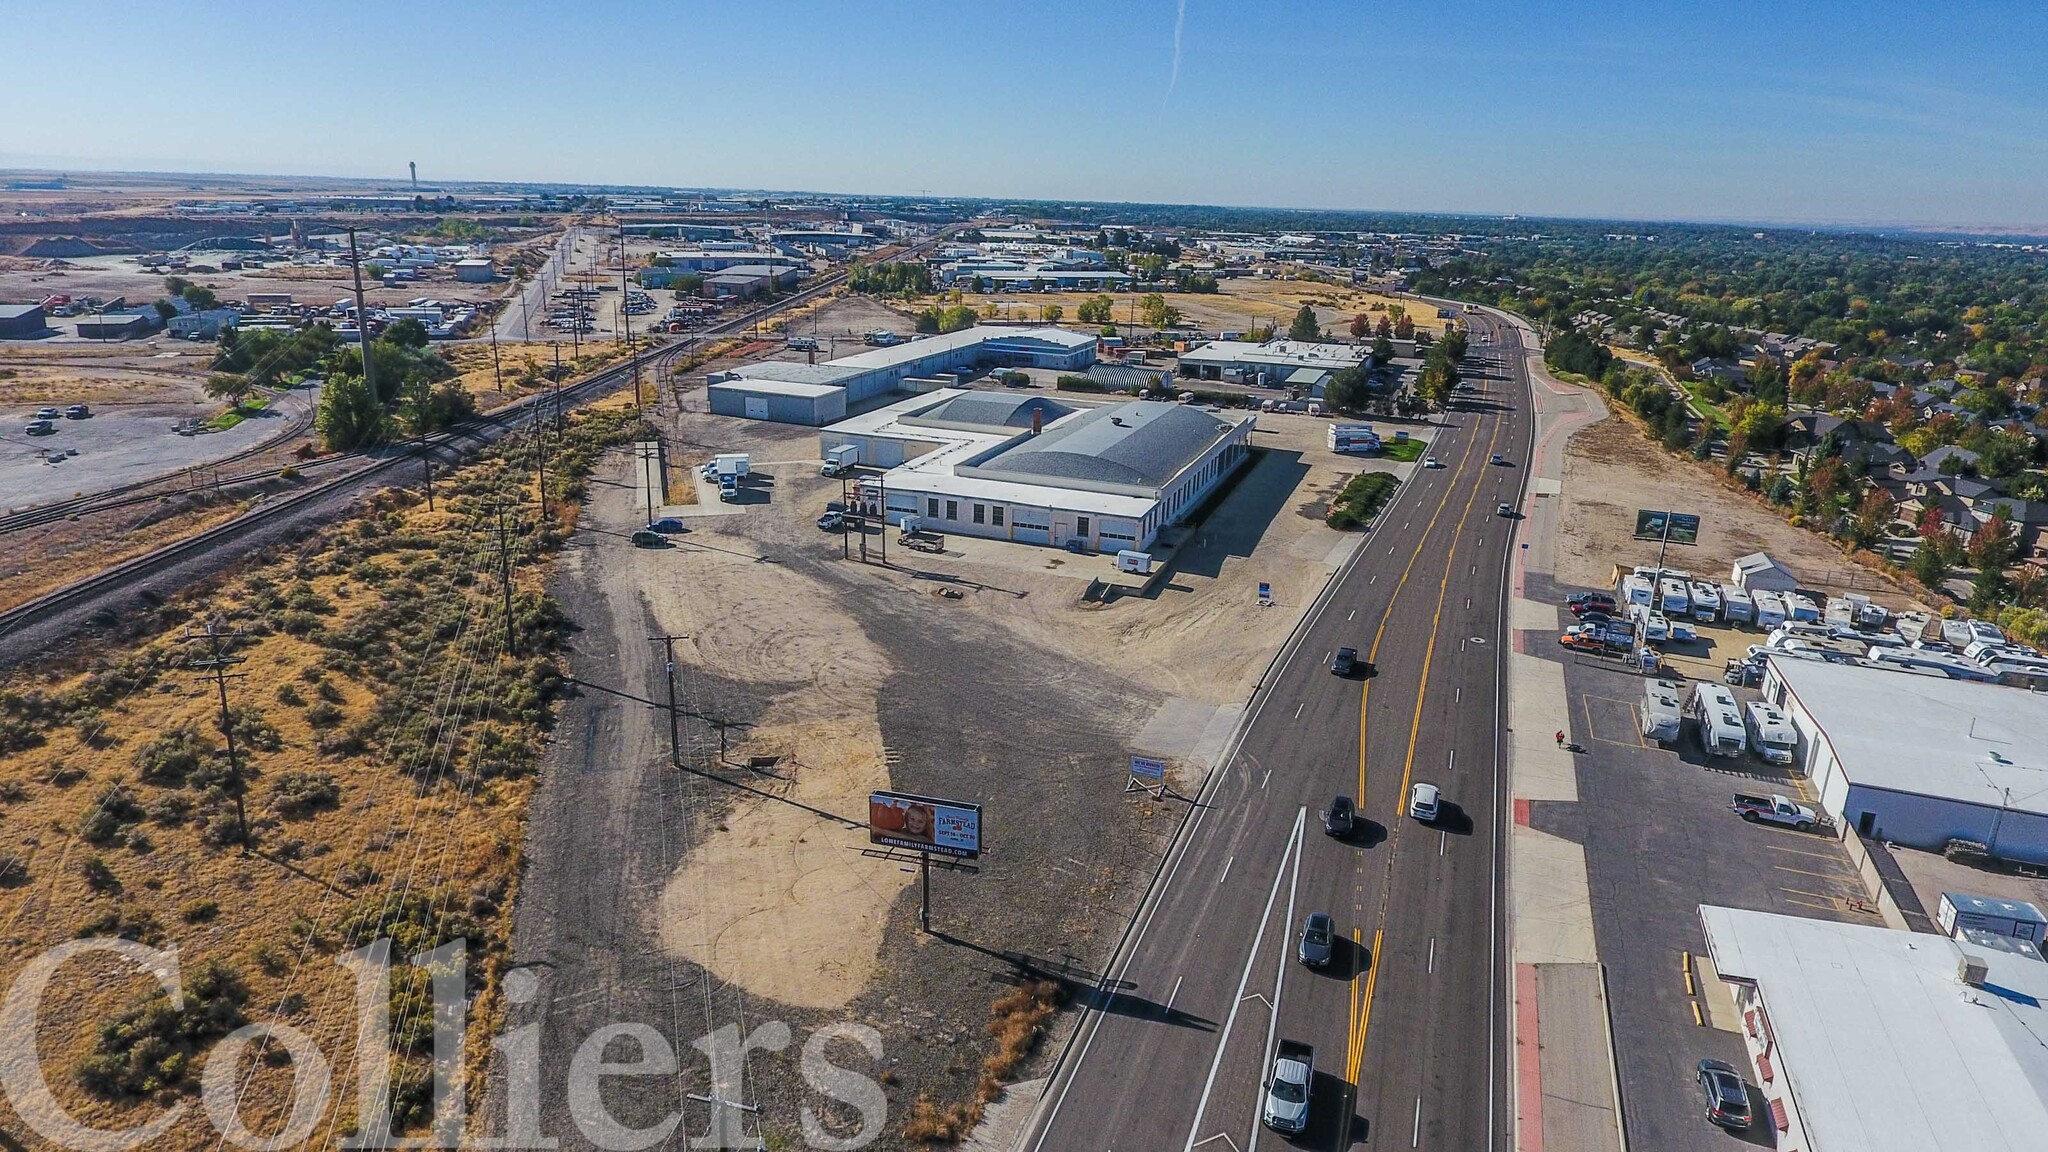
[1297,912,1334,968]
[1696,1058,1752,1130]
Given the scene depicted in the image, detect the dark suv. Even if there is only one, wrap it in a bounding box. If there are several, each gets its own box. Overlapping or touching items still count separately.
[1325,795,1355,837]
[1696,1058,1752,1130]
[1330,646,1358,676]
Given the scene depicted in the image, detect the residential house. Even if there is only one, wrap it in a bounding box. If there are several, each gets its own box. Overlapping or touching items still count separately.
[1691,357,1747,384]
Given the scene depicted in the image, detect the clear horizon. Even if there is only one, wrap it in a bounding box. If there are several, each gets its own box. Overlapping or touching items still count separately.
[8,1,2048,231]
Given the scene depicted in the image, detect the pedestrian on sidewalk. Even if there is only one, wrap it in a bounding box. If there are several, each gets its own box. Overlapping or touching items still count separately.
[1555,729,1565,748]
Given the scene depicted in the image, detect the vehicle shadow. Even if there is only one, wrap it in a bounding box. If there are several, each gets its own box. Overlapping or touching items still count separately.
[1334,818,1387,850]
[1734,1083,1780,1146]
[1434,802,1476,836]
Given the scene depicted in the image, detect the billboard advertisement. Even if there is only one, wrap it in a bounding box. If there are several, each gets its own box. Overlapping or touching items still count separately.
[1632,509,1700,546]
[869,790,983,860]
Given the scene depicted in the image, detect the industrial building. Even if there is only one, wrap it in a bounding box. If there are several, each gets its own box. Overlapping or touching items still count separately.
[708,326,1096,426]
[1761,655,2048,865]
[454,258,496,283]
[0,303,49,338]
[822,388,1254,552]
[167,309,239,339]
[1731,551,1800,592]
[702,264,805,299]
[1177,339,1373,389]
[74,312,157,340]
[1700,904,2048,1152]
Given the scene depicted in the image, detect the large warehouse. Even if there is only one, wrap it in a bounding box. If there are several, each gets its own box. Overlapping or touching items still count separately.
[823,389,1253,552]
[1177,338,1379,387]
[0,303,50,338]
[1761,655,2048,865]
[708,326,1096,426]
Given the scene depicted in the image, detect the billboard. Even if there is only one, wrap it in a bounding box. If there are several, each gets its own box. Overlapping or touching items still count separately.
[1632,509,1700,546]
[869,790,983,860]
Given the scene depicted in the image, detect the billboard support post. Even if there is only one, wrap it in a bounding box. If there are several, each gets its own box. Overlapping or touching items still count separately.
[920,851,932,933]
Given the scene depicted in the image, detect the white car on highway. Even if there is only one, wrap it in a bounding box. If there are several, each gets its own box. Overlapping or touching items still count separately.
[1423,456,1442,468]
[1409,782,1441,822]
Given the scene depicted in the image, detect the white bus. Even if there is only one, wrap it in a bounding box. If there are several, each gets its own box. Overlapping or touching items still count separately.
[1689,683,1747,758]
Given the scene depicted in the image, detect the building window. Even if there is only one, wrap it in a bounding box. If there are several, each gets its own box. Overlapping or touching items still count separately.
[972,504,985,525]
[946,500,958,521]
[992,507,1004,527]
[1077,516,1090,537]
[927,498,939,517]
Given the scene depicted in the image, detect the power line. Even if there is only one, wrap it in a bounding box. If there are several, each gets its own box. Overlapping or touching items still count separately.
[184,620,251,850]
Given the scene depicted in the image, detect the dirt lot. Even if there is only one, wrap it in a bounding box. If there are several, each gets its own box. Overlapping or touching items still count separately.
[1555,408,1923,610]
[496,307,1417,1144]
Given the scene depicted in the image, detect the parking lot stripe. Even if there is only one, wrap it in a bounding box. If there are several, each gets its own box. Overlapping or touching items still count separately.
[1772,863,1838,880]
[1782,896,1835,912]
[1764,843,1836,861]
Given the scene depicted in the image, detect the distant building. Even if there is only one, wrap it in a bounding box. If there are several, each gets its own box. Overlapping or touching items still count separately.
[1700,904,2048,1152]
[167,309,240,339]
[701,264,805,299]
[75,312,157,340]
[454,258,496,283]
[1728,552,1798,592]
[0,303,49,338]
[1177,339,1371,387]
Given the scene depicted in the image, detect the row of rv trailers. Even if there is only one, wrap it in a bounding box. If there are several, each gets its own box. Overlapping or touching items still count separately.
[1641,679,1800,764]
[1620,566,1864,631]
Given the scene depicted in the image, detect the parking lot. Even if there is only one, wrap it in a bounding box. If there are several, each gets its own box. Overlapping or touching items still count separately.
[1531,569,1885,1150]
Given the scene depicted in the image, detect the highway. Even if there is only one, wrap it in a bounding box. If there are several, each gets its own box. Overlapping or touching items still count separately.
[1023,310,1534,1151]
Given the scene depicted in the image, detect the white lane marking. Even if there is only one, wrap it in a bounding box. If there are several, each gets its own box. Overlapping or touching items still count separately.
[1168,975,1184,1011]
[1413,1095,1423,1147]
[1245,806,1308,1152]
[1219,855,1234,885]
[1455,687,1462,703]
[1428,937,1437,973]
[1440,829,1447,856]
[1348,609,1356,621]
[1262,769,1272,790]
[1182,809,1306,1152]
[1295,702,1305,719]
[1371,574,1378,584]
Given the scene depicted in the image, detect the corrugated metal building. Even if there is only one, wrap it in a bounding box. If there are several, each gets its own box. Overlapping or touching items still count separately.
[0,303,49,338]
[707,377,847,426]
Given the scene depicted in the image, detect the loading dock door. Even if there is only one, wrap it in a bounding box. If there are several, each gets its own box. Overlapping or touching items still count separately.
[1012,515,1050,546]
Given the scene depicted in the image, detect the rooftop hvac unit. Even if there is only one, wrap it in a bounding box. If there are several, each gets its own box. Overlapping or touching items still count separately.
[1959,954,1990,987]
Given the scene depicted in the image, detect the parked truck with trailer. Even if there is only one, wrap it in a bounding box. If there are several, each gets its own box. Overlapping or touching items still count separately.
[821,443,859,477]
[1262,1040,1315,1134]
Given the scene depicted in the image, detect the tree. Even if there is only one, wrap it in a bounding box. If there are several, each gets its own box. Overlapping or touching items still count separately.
[1370,335,1394,365]
[1288,305,1321,342]
[1349,313,1371,339]
[152,299,178,322]
[163,275,193,299]
[1323,365,1371,412]
[1375,314,1393,339]
[204,373,256,408]
[384,318,430,349]
[1042,304,1064,325]
[1077,295,1115,325]
[1909,539,1951,591]
[181,285,219,312]
[1968,507,2016,572]
[1849,487,1892,548]
[1137,293,1179,328]
[1392,311,1415,341]
[315,371,386,451]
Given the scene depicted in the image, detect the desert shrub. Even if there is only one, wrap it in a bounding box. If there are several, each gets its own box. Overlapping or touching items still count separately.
[1327,472,1400,530]
[73,958,247,1098]
[81,784,146,845]
[0,851,26,886]
[303,700,344,729]
[133,725,210,785]
[76,905,160,943]
[268,770,340,817]
[180,899,219,924]
[275,683,304,706]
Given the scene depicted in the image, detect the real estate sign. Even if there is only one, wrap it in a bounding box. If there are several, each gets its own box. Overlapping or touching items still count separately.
[869,790,983,860]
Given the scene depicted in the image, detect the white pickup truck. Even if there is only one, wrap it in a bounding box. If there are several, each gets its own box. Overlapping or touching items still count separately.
[1263,1039,1314,1134]
[1731,793,1824,832]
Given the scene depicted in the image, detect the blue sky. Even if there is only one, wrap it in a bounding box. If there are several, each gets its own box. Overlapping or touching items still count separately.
[6,1,2048,227]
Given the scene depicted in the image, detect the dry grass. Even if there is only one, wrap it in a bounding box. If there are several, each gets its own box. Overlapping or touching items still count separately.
[900,980,1061,1144]
[0,492,251,613]
[0,405,650,1146]
[918,281,1446,339]
[440,339,626,413]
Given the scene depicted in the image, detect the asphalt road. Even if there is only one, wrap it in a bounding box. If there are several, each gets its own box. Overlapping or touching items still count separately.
[1023,311,1534,1152]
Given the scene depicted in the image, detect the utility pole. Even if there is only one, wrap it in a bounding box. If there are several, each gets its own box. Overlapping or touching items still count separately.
[186,623,251,850]
[620,220,639,413]
[651,635,688,769]
[346,228,377,406]
[494,506,516,656]
[489,318,503,394]
[422,456,434,510]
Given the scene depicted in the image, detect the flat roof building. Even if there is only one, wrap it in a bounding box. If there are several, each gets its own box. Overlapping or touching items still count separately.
[1700,904,2048,1151]
[709,326,1096,425]
[1177,339,1370,387]
[0,303,49,338]
[454,258,495,283]
[820,388,1253,553]
[1761,655,2048,865]
[74,312,156,340]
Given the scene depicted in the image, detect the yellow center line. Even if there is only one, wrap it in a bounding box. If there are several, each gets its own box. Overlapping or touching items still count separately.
[1348,927,1384,1084]
[1346,346,1511,1087]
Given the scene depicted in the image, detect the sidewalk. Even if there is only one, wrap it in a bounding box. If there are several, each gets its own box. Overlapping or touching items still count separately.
[1493,309,1626,1152]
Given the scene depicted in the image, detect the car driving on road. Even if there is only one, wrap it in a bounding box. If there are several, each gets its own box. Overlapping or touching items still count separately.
[1409,782,1441,821]
[1324,795,1354,837]
[1330,646,1357,676]
[1422,456,1442,468]
[1297,912,1334,968]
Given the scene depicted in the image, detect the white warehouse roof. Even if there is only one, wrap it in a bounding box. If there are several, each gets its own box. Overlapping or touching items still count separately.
[1769,656,2048,818]
[1178,339,1369,371]
[1700,905,2048,1152]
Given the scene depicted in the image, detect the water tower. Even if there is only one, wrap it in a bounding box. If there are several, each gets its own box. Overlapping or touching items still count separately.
[409,162,418,190]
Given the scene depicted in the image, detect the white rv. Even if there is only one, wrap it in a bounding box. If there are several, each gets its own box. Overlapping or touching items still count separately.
[1787,593,1821,622]
[1622,574,1655,608]
[1895,610,1936,644]
[1743,701,1798,765]
[1659,577,1691,616]
[1689,683,1747,758]
[1688,582,1722,623]
[1753,590,1788,629]
[1720,584,1755,626]
[1631,604,1672,642]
